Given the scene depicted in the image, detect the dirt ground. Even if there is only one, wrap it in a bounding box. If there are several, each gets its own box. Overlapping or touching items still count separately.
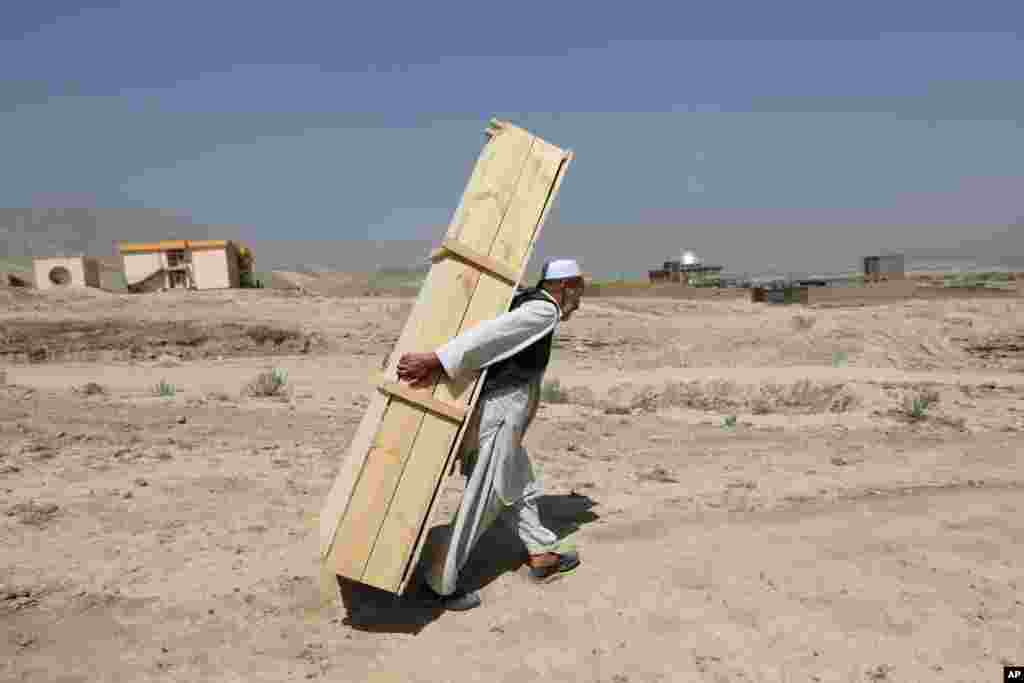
[2,285,1023,682]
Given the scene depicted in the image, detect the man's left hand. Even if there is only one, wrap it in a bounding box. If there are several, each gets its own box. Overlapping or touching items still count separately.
[397,352,443,388]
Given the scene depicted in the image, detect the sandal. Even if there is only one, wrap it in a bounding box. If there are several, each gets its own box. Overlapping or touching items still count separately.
[528,549,581,584]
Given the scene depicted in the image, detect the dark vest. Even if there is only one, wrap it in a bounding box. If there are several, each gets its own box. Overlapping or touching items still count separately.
[483,287,559,389]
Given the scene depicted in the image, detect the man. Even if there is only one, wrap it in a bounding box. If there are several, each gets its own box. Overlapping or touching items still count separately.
[396,259,585,611]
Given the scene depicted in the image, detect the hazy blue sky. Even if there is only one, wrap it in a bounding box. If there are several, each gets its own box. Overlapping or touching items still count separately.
[1,1,1022,276]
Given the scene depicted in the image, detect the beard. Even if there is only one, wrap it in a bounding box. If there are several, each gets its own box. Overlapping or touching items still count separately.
[561,297,580,320]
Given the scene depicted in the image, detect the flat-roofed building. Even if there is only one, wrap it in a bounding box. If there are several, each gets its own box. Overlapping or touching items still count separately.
[33,256,101,290]
[118,240,251,291]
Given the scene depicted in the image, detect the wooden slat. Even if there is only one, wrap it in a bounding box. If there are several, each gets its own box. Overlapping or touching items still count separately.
[318,127,514,563]
[318,266,439,560]
[329,400,422,579]
[327,124,536,581]
[377,382,467,423]
[429,239,519,285]
[361,137,570,591]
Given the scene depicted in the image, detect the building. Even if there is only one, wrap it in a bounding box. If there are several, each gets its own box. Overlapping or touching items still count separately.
[646,249,725,285]
[649,262,724,285]
[863,254,905,282]
[33,256,102,290]
[118,240,252,291]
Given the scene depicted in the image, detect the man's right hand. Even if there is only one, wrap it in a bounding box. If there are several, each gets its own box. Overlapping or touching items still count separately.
[396,352,443,389]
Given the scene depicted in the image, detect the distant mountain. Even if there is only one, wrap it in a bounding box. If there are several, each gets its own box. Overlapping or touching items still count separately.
[376,262,430,275]
[4,207,1019,282]
[292,264,337,275]
[0,208,245,259]
[899,224,1024,270]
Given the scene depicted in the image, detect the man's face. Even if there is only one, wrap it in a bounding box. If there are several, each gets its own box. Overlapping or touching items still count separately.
[556,278,584,320]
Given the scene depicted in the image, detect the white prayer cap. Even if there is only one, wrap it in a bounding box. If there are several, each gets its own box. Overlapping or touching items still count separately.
[540,259,582,281]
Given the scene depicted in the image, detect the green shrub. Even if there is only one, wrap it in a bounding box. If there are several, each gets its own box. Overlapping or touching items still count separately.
[246,367,289,397]
[155,379,176,397]
[903,388,940,421]
[541,378,571,404]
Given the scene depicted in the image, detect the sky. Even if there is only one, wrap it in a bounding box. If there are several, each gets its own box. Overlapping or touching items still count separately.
[1,0,1022,278]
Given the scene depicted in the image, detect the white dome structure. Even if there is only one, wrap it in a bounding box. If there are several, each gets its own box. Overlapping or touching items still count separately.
[681,250,702,266]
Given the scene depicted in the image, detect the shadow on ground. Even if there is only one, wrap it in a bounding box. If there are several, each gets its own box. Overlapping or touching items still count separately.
[337,493,600,634]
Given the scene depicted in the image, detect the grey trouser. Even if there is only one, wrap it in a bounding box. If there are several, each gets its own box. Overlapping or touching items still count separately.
[422,383,560,596]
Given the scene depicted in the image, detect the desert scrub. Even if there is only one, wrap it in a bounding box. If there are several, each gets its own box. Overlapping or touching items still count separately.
[246,367,290,398]
[749,379,849,414]
[154,379,176,397]
[541,378,571,404]
[945,271,1012,289]
[722,415,738,428]
[791,314,816,331]
[74,382,106,396]
[636,466,679,483]
[626,379,859,416]
[565,385,598,407]
[902,387,940,421]
[832,351,849,367]
[827,386,861,413]
[633,379,740,413]
[244,325,296,346]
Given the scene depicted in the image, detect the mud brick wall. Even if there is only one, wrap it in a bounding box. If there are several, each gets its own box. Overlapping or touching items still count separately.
[588,284,748,300]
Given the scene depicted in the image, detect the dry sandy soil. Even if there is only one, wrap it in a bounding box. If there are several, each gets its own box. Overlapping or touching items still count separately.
[2,284,1023,682]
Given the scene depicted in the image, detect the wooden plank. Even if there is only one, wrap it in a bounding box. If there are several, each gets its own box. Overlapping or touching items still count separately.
[394,143,573,593]
[430,239,520,285]
[317,120,521,562]
[361,137,570,591]
[318,120,573,596]
[330,400,425,579]
[406,148,574,592]
[327,123,536,580]
[318,240,448,561]
[377,382,467,423]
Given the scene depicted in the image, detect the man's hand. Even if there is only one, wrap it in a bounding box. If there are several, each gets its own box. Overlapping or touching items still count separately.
[396,352,443,389]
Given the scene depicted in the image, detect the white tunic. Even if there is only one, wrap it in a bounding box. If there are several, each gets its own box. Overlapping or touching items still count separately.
[422,290,565,594]
[435,291,562,382]
[434,291,561,502]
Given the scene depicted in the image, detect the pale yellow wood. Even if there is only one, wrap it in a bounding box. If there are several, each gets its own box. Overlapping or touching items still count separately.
[379,147,572,593]
[377,382,467,423]
[361,413,460,591]
[318,391,390,559]
[318,266,435,560]
[362,138,570,591]
[429,239,520,285]
[438,140,567,406]
[317,122,525,563]
[318,119,573,595]
[331,400,425,579]
[398,149,575,593]
[487,139,569,273]
[439,148,573,481]
[443,120,528,245]
[328,123,535,582]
